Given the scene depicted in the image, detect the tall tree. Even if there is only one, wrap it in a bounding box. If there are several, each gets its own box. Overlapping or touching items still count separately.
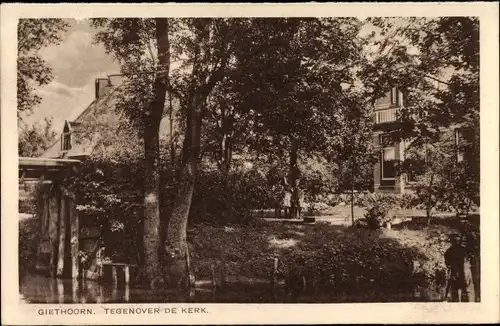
[17,19,69,120]
[92,18,243,289]
[91,18,171,288]
[164,18,241,289]
[232,18,365,217]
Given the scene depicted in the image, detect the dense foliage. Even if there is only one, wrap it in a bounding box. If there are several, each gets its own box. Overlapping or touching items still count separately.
[189,221,435,293]
[17,19,69,120]
[18,118,57,157]
[361,17,480,215]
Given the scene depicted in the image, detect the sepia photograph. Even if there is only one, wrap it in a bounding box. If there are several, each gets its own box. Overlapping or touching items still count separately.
[2,2,499,325]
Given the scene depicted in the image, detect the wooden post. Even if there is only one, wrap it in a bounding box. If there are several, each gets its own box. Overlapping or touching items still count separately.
[272,257,279,288]
[211,265,217,288]
[70,198,79,279]
[124,265,130,285]
[48,189,60,278]
[220,263,226,289]
[124,284,130,303]
[111,282,118,301]
[112,266,118,285]
[48,277,57,303]
[57,279,64,303]
[57,195,67,277]
[96,284,104,304]
[72,278,78,303]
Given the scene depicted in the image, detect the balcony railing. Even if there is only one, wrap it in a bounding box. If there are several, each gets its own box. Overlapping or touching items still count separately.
[374,108,400,124]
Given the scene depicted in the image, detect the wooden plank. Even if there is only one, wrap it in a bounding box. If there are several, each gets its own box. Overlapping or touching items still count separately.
[70,198,79,279]
[56,194,67,277]
[19,157,81,167]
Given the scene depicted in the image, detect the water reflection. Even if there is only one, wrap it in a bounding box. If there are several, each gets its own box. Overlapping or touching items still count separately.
[19,273,445,304]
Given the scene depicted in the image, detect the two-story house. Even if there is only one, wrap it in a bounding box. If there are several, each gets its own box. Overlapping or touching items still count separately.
[372,85,466,194]
[372,87,407,193]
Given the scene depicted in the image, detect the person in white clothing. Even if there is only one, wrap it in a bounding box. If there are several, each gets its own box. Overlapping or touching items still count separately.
[283,186,292,219]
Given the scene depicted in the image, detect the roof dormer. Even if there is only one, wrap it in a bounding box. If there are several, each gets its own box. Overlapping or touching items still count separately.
[60,120,73,153]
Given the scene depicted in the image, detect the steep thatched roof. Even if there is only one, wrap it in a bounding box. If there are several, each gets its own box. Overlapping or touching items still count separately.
[41,79,177,159]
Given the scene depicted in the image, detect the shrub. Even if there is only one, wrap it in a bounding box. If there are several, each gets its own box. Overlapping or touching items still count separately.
[278,223,429,292]
[19,216,40,277]
[361,193,402,229]
[188,222,433,294]
[190,165,275,225]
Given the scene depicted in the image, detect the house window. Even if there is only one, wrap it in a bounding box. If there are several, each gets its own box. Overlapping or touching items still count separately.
[382,146,396,180]
[380,134,396,180]
[62,132,72,151]
[390,87,406,107]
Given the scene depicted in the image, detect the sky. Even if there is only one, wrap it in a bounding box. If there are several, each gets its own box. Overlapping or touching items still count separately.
[22,19,120,130]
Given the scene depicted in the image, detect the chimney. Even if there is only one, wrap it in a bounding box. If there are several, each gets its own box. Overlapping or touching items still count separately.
[95,78,112,100]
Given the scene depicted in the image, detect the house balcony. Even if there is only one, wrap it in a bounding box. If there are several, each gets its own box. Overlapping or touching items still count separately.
[373,107,400,125]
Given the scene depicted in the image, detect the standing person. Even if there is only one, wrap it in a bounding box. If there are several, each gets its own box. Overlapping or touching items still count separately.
[296,187,305,219]
[272,182,284,219]
[459,217,480,302]
[282,185,292,219]
[444,233,470,302]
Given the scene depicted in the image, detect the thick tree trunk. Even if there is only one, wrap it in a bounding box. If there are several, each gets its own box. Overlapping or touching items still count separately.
[164,91,201,290]
[289,137,301,219]
[143,124,162,287]
[164,18,229,292]
[164,20,206,291]
[169,90,176,177]
[142,18,170,288]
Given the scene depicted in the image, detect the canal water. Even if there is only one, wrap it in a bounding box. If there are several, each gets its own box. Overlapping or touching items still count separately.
[19,273,446,304]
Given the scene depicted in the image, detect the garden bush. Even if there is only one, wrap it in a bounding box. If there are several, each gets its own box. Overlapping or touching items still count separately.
[360,193,402,229]
[187,221,433,294]
[278,223,429,292]
[19,216,40,278]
